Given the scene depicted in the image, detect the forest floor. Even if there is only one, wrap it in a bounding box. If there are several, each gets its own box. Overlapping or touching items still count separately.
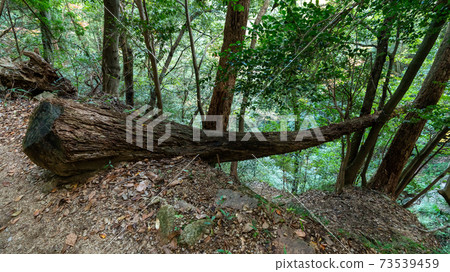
[0,98,444,254]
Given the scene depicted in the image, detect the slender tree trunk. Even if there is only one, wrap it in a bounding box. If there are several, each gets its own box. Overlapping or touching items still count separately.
[343,7,448,185]
[120,33,134,106]
[6,4,20,55]
[135,0,163,112]
[404,165,450,208]
[395,127,449,197]
[159,11,203,84]
[369,24,450,196]
[345,16,392,180]
[438,175,450,206]
[39,0,52,63]
[204,0,250,131]
[0,0,7,20]
[230,0,270,179]
[183,0,205,119]
[102,0,120,96]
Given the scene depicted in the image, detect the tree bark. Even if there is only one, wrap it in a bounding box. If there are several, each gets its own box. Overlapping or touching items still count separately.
[0,51,76,97]
[0,0,6,19]
[345,16,392,178]
[23,99,381,176]
[204,0,250,130]
[120,33,134,106]
[183,0,205,118]
[102,0,120,96]
[39,0,53,63]
[369,24,450,196]
[135,0,163,112]
[343,6,448,185]
[230,0,270,179]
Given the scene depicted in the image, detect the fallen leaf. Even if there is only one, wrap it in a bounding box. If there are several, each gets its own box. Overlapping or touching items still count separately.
[146,172,158,181]
[84,201,93,211]
[155,218,160,230]
[117,215,126,222]
[169,238,178,250]
[275,209,282,215]
[33,209,40,217]
[10,217,20,224]
[169,179,183,187]
[99,233,107,239]
[142,211,154,221]
[11,209,22,217]
[65,233,77,247]
[14,195,24,202]
[88,191,96,201]
[0,226,7,232]
[243,222,254,233]
[136,181,147,192]
[294,229,306,238]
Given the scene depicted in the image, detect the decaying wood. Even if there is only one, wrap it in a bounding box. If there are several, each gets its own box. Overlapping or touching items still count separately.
[23,99,380,176]
[0,51,76,98]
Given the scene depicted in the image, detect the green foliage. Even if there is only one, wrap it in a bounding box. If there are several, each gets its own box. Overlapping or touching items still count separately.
[361,235,430,254]
[1,2,448,255]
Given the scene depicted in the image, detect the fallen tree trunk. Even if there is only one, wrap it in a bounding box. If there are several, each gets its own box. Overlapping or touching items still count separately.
[0,51,77,98]
[23,99,380,176]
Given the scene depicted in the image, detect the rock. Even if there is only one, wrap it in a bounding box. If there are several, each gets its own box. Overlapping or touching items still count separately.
[272,225,314,254]
[65,233,77,247]
[272,236,314,254]
[156,205,176,242]
[294,229,306,238]
[215,189,258,210]
[179,219,213,246]
[33,91,55,101]
[174,200,199,213]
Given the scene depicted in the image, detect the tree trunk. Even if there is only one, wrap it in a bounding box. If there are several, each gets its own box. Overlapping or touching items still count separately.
[343,7,448,185]
[369,24,450,196]
[230,0,270,179]
[120,33,134,106]
[183,0,205,118]
[438,175,450,206]
[39,0,53,63]
[23,99,380,176]
[0,51,76,97]
[204,0,250,130]
[102,0,120,96]
[395,127,449,197]
[0,0,6,19]
[345,16,392,181]
[135,0,163,112]
[404,165,450,208]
